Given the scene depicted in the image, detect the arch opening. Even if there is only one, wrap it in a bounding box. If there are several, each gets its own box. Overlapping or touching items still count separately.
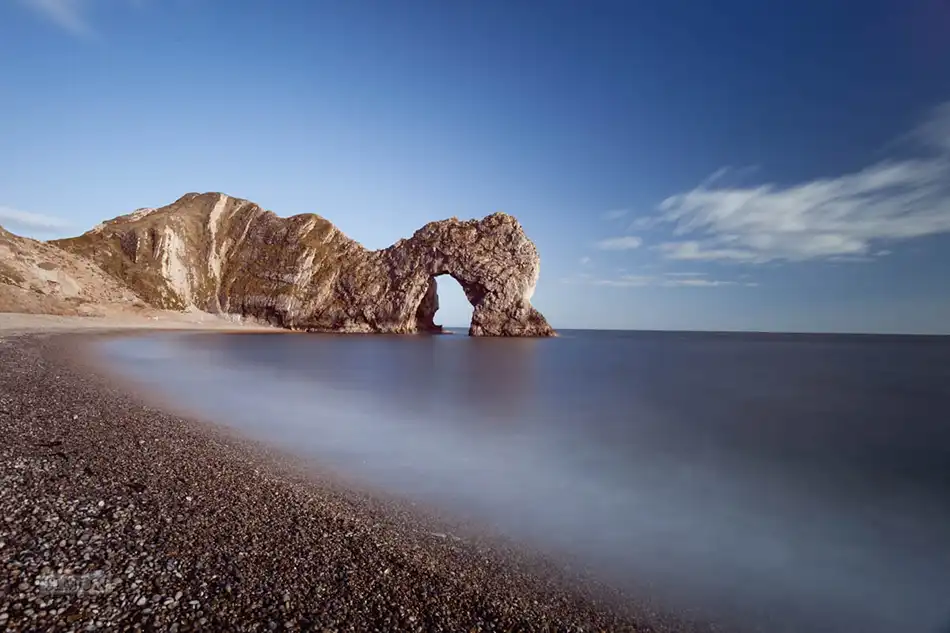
[415,274,476,334]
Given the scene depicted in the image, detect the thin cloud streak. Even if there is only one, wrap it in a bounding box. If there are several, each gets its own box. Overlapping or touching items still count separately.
[651,102,950,263]
[20,0,145,37]
[601,208,629,221]
[627,215,661,231]
[912,102,950,152]
[0,206,71,233]
[595,236,642,251]
[21,0,93,36]
[562,273,756,288]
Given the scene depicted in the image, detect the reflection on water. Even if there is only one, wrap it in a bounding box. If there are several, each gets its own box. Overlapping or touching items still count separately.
[97,330,950,633]
[457,337,538,422]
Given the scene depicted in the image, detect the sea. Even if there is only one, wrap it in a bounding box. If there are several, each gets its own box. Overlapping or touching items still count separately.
[96,329,950,633]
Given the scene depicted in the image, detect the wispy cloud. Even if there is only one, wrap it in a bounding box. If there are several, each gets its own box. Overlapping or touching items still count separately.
[20,0,144,37]
[911,102,950,152]
[670,278,747,287]
[21,0,93,36]
[827,255,877,263]
[656,241,766,262]
[579,256,591,265]
[650,101,950,263]
[595,236,642,251]
[0,206,70,233]
[699,165,761,187]
[562,272,756,289]
[601,208,629,221]
[626,215,660,232]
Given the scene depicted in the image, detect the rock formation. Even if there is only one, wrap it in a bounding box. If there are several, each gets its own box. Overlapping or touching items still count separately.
[52,193,556,336]
[0,224,145,316]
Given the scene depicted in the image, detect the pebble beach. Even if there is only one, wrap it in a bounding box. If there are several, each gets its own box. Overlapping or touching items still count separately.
[0,322,702,632]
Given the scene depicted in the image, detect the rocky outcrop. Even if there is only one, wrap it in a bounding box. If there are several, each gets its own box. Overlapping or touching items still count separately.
[53,193,556,336]
[0,224,146,316]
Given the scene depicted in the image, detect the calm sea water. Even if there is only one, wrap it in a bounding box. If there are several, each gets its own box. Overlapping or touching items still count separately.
[96,330,950,633]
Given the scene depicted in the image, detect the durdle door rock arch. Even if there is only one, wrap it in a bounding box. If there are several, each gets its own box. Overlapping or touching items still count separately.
[54,192,556,337]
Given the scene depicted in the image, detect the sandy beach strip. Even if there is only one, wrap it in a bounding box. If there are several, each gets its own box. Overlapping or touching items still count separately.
[0,316,704,632]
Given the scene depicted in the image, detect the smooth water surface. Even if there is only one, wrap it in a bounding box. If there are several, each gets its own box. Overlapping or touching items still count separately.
[97,330,950,633]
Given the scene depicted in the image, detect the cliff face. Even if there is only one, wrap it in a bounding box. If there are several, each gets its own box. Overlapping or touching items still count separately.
[0,225,145,316]
[53,193,555,336]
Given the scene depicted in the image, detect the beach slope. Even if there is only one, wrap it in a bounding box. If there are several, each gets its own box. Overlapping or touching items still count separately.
[0,319,680,632]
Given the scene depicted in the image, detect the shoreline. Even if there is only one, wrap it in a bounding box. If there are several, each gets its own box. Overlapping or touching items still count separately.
[0,311,280,336]
[0,321,706,631]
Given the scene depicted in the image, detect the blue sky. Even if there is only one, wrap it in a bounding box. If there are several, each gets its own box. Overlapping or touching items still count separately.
[2,0,950,333]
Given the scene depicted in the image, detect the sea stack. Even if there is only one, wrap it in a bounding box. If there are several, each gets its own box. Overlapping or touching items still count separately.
[53,193,556,336]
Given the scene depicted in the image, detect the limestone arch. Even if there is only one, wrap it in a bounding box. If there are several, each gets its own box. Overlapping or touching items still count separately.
[414,272,488,334]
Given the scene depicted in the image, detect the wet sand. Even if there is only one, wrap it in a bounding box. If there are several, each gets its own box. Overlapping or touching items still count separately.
[0,318,705,632]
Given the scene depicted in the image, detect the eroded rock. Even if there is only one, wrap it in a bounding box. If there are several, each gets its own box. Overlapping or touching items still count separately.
[0,224,144,316]
[53,193,556,336]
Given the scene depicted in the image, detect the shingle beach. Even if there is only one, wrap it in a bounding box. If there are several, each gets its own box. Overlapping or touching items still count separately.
[0,321,707,632]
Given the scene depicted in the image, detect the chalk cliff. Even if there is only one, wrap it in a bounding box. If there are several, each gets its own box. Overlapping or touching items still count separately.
[52,193,556,336]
